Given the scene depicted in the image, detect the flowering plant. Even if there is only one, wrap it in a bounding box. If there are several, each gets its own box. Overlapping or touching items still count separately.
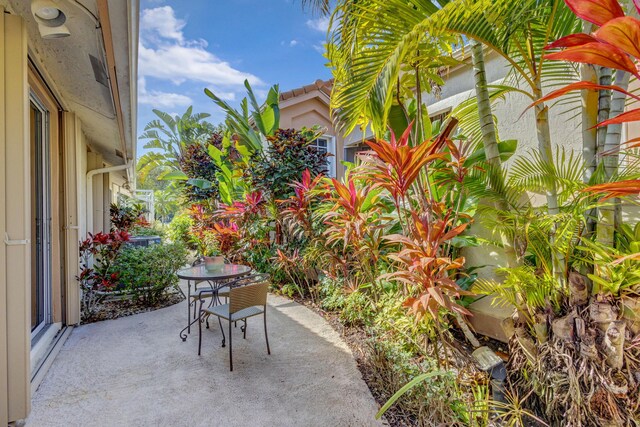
[78,231,130,319]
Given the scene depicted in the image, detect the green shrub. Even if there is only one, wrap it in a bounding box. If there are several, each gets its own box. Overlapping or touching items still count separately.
[131,223,165,237]
[115,242,188,304]
[167,212,195,250]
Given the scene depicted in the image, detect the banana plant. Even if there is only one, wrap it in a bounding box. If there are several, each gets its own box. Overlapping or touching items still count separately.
[137,106,214,182]
[205,80,280,154]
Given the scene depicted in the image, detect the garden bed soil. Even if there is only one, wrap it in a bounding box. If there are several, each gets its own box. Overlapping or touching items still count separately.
[288,294,509,427]
[82,290,185,324]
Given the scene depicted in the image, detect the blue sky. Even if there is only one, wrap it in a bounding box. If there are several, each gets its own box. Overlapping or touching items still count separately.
[137,0,332,156]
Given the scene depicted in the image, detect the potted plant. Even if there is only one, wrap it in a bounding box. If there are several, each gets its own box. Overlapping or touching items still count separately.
[202,231,224,271]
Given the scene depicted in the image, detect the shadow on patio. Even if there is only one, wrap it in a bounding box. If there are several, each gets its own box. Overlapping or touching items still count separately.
[26,280,384,426]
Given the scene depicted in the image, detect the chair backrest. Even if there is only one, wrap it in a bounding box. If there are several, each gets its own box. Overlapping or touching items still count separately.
[229,280,269,314]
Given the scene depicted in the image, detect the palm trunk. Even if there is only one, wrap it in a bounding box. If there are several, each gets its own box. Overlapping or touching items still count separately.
[472,40,500,164]
[597,70,630,247]
[596,67,612,155]
[581,22,598,185]
[534,96,564,282]
[471,40,518,268]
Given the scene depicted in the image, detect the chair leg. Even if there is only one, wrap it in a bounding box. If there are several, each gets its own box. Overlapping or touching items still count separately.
[218,316,226,347]
[264,308,270,355]
[198,311,202,356]
[242,319,247,339]
[229,320,233,371]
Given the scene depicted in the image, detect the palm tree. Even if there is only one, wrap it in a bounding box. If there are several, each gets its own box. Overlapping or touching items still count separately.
[327,0,582,281]
[137,106,214,182]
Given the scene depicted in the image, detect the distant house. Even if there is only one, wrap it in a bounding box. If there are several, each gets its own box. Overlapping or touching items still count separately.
[0,1,138,423]
[279,79,372,180]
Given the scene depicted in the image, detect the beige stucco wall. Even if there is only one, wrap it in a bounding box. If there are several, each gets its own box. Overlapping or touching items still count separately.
[427,50,640,278]
[426,50,583,164]
[1,10,31,424]
[280,94,346,179]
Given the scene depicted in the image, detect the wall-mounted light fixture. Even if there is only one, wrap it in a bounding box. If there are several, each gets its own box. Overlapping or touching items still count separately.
[31,0,70,39]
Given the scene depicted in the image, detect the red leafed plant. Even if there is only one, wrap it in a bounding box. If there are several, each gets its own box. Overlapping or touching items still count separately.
[538,0,640,127]
[78,231,130,319]
[281,169,324,238]
[382,205,472,320]
[538,0,640,199]
[363,121,455,207]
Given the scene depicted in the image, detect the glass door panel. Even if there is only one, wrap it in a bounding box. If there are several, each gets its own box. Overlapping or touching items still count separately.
[30,98,52,338]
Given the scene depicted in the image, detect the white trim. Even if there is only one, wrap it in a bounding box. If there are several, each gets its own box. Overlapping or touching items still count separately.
[315,135,336,178]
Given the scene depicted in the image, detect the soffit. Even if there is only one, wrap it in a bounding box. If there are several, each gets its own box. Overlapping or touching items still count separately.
[6,0,134,166]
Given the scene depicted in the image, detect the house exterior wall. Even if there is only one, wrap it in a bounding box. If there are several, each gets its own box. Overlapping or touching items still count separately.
[0,3,136,423]
[1,11,31,422]
[426,50,583,164]
[426,50,640,280]
[280,94,346,180]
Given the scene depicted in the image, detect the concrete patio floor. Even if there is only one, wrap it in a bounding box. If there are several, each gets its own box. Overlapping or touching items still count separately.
[27,281,384,426]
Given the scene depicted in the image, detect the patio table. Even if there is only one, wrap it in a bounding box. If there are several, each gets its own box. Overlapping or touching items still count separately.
[177,263,252,341]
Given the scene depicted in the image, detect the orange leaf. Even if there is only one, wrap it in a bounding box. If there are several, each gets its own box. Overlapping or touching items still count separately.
[623,136,640,148]
[595,16,640,59]
[528,81,640,110]
[565,0,624,27]
[583,179,640,199]
[545,33,597,49]
[596,108,640,127]
[545,42,640,79]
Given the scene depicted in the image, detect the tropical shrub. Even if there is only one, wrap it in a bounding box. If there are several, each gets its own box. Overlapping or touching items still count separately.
[78,230,130,319]
[179,142,220,202]
[114,242,188,304]
[246,128,329,200]
[110,202,148,232]
[167,212,196,249]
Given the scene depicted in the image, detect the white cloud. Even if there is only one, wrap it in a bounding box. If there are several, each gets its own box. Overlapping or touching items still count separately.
[139,43,261,86]
[289,39,299,47]
[138,76,192,108]
[141,6,185,43]
[306,16,330,32]
[138,6,262,104]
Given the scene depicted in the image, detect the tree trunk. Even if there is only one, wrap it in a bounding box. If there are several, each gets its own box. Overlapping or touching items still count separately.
[597,70,630,248]
[455,311,481,348]
[581,22,598,185]
[581,21,599,243]
[472,40,500,164]
[534,97,564,283]
[471,40,518,267]
[603,320,625,370]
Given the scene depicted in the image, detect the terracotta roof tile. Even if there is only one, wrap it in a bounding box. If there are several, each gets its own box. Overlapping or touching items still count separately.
[279,78,333,101]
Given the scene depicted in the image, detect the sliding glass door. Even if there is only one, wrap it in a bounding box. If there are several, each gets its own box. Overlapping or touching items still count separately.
[30,95,52,339]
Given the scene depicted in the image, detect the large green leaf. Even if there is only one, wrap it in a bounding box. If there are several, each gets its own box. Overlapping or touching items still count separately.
[160,170,188,181]
[465,139,518,166]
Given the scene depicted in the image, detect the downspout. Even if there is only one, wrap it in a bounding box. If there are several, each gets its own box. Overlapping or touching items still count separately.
[86,161,132,234]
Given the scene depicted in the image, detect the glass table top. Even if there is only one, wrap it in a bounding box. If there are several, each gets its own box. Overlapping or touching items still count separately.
[176,264,252,280]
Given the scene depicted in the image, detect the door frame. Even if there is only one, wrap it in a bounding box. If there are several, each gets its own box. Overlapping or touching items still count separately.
[28,92,52,341]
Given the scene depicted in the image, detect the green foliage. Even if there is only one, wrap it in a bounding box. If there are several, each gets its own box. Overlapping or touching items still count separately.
[115,242,188,303]
[247,128,329,200]
[110,202,148,232]
[167,212,196,250]
[179,141,220,202]
[205,80,279,153]
[130,224,164,237]
[137,106,215,183]
[475,266,562,325]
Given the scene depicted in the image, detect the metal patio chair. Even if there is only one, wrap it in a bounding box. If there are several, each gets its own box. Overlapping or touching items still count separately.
[198,274,271,371]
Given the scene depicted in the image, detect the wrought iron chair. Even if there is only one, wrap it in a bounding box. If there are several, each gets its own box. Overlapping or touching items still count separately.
[198,274,271,371]
[188,256,240,319]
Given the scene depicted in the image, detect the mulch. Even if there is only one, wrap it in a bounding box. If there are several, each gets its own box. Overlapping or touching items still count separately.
[82,290,185,324]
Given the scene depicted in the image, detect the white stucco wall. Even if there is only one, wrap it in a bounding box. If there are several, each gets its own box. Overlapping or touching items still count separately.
[426,50,583,163]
